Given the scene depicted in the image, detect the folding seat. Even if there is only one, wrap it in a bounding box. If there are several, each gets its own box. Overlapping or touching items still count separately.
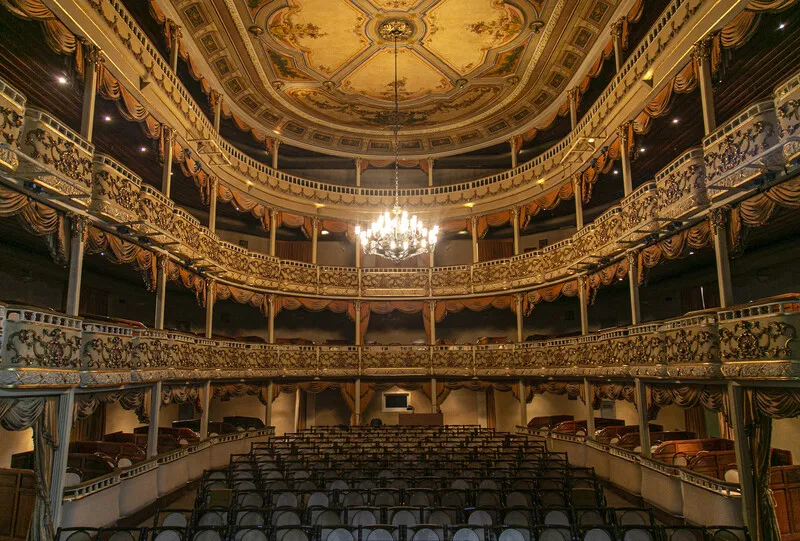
[505,490,533,508]
[389,506,422,524]
[440,489,470,509]
[532,524,573,541]
[663,526,707,541]
[341,489,369,507]
[408,525,444,541]
[424,507,459,525]
[534,490,568,508]
[495,524,534,541]
[319,526,359,541]
[314,508,346,528]
[570,488,603,508]
[364,525,402,541]
[572,507,612,527]
[475,489,502,507]
[271,490,300,508]
[704,527,751,541]
[153,510,195,530]
[406,488,436,507]
[274,525,313,541]
[271,508,303,530]
[143,527,189,541]
[195,507,229,528]
[347,507,382,526]
[230,524,270,541]
[367,487,396,506]
[611,508,656,528]
[329,479,350,491]
[616,525,661,541]
[187,526,228,540]
[447,524,491,541]
[502,508,535,529]
[477,479,502,491]
[575,526,617,541]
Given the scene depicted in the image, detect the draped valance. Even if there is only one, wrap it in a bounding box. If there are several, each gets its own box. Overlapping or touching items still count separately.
[213,383,269,406]
[75,390,149,424]
[162,385,203,412]
[647,384,730,423]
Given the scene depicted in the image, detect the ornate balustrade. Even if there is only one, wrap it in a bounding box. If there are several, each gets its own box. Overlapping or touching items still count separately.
[54,0,731,218]
[0,77,24,173]
[777,71,800,165]
[2,66,800,298]
[703,100,785,204]
[1,295,797,388]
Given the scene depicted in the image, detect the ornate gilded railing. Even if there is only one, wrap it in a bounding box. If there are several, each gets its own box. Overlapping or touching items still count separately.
[0,64,796,299]
[1,295,797,388]
[70,0,726,216]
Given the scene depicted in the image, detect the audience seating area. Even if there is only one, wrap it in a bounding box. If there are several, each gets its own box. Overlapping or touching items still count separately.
[54,426,751,541]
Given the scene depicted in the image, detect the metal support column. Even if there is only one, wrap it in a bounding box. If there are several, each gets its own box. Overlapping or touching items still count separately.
[635,378,651,457]
[612,20,623,72]
[311,218,319,264]
[574,177,584,230]
[427,158,434,187]
[65,216,87,316]
[205,280,214,339]
[728,382,757,533]
[509,138,518,169]
[431,377,438,413]
[147,381,162,458]
[211,91,223,132]
[568,88,578,130]
[269,209,277,257]
[80,45,100,142]
[628,251,641,325]
[154,256,167,329]
[515,294,524,343]
[265,381,274,427]
[585,378,595,438]
[518,379,527,427]
[354,378,362,426]
[578,277,589,335]
[50,389,76,531]
[618,123,633,196]
[168,21,181,72]
[161,128,173,197]
[355,158,362,187]
[268,294,275,344]
[272,139,280,170]
[200,380,211,439]
[471,216,479,263]
[712,209,734,308]
[208,177,218,233]
[695,38,717,135]
[354,301,362,346]
[429,300,436,345]
[512,207,521,255]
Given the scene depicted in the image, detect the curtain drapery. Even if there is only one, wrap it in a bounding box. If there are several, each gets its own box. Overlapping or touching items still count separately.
[0,396,58,540]
[75,390,149,424]
[648,384,730,422]
[161,385,203,412]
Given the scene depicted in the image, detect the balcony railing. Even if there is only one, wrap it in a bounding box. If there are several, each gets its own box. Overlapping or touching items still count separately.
[1,295,797,387]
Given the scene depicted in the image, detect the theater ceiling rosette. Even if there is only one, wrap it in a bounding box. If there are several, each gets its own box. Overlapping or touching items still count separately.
[170,0,622,156]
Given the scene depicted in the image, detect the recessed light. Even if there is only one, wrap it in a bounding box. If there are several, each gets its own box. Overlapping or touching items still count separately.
[613,170,619,175]
[458,230,468,235]
[779,22,787,29]
[103,115,112,122]
[464,202,474,208]
[689,251,695,255]
[56,75,67,85]
[320,230,329,235]
[672,118,679,124]
[639,147,646,153]
[537,178,545,185]
[140,146,147,152]
[588,138,595,143]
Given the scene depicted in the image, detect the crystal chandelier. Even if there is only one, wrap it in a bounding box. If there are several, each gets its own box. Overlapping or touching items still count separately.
[355,26,439,262]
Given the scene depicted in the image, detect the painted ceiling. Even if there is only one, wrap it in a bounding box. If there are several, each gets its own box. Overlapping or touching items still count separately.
[171,0,622,157]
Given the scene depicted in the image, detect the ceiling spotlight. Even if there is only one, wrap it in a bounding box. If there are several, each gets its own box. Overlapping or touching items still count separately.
[103,115,112,122]
[537,178,545,185]
[613,170,619,175]
[779,22,787,29]
[140,146,147,152]
[639,147,646,153]
[672,118,679,124]
[689,251,695,255]
[588,138,595,143]
[320,230,330,235]
[56,75,67,85]
[458,230,468,235]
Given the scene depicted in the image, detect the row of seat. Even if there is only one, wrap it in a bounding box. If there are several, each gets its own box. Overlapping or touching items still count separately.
[55,522,751,541]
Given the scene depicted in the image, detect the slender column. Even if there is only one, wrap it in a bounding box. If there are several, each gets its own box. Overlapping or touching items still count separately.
[518,379,527,427]
[293,388,301,432]
[427,157,434,187]
[355,158,362,187]
[199,380,211,439]
[573,177,584,230]
[268,294,275,344]
[269,209,277,257]
[50,389,76,531]
[711,208,734,308]
[161,128,174,197]
[265,381,274,427]
[695,38,717,135]
[429,300,437,345]
[211,90,223,132]
[728,382,757,532]
[429,251,434,268]
[154,255,167,329]
[355,236,362,268]
[584,379,595,438]
[65,216,87,316]
[611,20,624,72]
[147,381,162,458]
[509,138,518,169]
[512,207,521,255]
[618,123,633,196]
[568,88,578,130]
[272,139,281,170]
[578,276,589,335]
[627,251,641,325]
[634,378,651,457]
[311,218,319,264]
[80,45,100,142]
[515,294,524,343]
[431,377,438,413]
[208,177,218,233]
[354,378,362,426]
[204,279,214,339]
[354,301,362,346]
[168,21,181,72]
[471,216,479,263]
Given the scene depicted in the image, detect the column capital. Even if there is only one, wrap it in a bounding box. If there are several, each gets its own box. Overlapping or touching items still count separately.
[710,206,729,230]
[511,206,520,220]
[616,122,631,145]
[625,250,639,267]
[268,293,276,305]
[427,157,434,167]
[273,139,282,150]
[353,300,362,311]
[611,18,625,39]
[157,254,169,271]
[209,89,223,108]
[566,87,580,103]
[692,36,714,62]
[355,157,362,167]
[165,19,183,43]
[82,43,104,70]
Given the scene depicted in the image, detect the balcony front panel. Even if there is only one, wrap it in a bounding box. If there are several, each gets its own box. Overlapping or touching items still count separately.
[776,71,800,165]
[0,78,24,172]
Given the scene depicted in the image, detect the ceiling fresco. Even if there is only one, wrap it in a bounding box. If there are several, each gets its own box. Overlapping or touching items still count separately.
[171,0,622,156]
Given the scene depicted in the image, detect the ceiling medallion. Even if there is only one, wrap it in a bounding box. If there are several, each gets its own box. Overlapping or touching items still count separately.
[377,18,416,41]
